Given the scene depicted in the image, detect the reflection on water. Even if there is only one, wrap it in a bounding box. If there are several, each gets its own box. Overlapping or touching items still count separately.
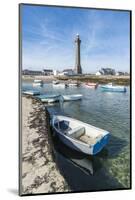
[22,82,131,190]
[50,132,124,191]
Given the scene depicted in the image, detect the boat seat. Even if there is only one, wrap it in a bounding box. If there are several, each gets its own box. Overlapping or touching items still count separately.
[67,126,85,138]
[79,134,103,145]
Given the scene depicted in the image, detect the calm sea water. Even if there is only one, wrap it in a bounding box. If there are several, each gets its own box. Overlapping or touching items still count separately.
[22,82,130,191]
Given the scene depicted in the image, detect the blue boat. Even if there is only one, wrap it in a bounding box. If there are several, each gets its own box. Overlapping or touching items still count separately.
[52,115,110,155]
[22,90,40,96]
[36,94,60,103]
[101,83,126,92]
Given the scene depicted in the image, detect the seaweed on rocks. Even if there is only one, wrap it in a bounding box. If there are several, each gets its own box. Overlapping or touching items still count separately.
[21,96,69,194]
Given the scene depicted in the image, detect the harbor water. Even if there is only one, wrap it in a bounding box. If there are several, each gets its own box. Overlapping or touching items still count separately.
[22,82,130,191]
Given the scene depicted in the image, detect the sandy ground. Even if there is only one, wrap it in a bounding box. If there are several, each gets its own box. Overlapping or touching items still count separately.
[21,96,69,194]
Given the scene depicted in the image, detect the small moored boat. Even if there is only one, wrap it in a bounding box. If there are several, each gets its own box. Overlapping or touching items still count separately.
[51,115,110,155]
[61,94,83,101]
[33,79,43,86]
[101,83,126,92]
[67,83,78,87]
[53,83,66,88]
[37,94,60,103]
[52,80,59,85]
[85,82,98,89]
[22,90,40,96]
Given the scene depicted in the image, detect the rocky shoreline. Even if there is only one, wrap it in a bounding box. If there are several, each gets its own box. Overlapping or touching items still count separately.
[22,74,130,85]
[21,96,69,195]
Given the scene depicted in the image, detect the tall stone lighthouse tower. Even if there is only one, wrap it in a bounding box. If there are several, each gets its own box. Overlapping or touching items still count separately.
[74,34,82,74]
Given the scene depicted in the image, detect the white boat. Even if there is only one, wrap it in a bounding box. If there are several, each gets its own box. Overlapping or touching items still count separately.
[33,79,43,86]
[85,82,98,89]
[37,94,60,103]
[53,83,66,88]
[67,83,78,87]
[51,115,110,155]
[101,83,126,92]
[61,94,83,101]
[52,80,59,85]
[22,90,40,96]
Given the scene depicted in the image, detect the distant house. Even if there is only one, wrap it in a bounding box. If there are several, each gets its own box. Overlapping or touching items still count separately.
[42,69,53,76]
[96,68,115,76]
[116,71,125,76]
[124,72,129,76]
[101,68,115,75]
[95,71,102,76]
[58,72,65,76]
[63,69,75,76]
[22,69,42,75]
[53,70,59,76]
[58,69,75,76]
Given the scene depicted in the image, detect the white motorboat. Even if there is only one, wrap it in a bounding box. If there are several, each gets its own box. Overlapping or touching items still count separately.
[51,115,110,155]
[61,94,83,101]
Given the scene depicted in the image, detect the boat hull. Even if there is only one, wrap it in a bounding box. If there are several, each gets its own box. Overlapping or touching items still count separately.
[85,83,98,89]
[101,86,126,92]
[85,85,97,89]
[52,80,59,85]
[41,97,59,103]
[22,90,40,96]
[67,83,78,87]
[33,80,43,87]
[37,94,60,103]
[33,83,43,87]
[54,129,93,154]
[53,83,66,88]
[62,94,83,101]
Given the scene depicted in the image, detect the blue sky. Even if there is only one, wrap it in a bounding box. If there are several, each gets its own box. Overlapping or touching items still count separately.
[21,5,130,73]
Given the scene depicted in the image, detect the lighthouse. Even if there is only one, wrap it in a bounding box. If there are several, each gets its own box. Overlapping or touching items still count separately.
[74,34,82,74]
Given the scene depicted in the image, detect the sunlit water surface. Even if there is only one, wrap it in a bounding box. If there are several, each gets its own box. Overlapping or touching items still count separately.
[22,82,130,191]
